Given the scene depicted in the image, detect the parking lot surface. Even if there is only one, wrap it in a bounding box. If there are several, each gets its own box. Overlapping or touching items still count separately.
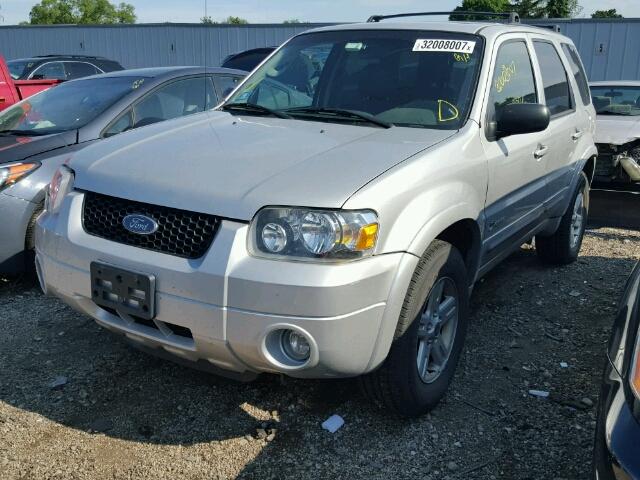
[1,226,639,480]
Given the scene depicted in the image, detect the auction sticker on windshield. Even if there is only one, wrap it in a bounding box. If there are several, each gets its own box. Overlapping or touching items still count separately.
[413,39,476,54]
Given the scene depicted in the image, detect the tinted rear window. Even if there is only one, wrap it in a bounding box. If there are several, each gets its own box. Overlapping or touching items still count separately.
[222,51,271,71]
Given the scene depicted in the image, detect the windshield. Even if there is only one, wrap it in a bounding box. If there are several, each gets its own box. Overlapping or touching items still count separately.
[225,30,484,129]
[7,60,32,80]
[591,85,640,116]
[0,76,143,135]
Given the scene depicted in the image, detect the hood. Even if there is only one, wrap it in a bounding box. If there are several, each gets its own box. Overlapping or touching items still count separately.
[72,111,455,220]
[0,131,76,165]
[595,115,640,145]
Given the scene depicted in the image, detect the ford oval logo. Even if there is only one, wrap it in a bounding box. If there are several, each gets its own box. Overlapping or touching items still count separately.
[122,214,159,235]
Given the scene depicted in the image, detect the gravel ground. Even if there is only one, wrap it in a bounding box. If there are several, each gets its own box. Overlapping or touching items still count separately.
[1,227,640,480]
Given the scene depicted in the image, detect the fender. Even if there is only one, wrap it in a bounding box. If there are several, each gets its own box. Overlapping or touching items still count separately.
[406,202,482,258]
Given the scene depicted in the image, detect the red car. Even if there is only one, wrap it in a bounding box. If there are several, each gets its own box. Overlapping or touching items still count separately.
[0,56,61,112]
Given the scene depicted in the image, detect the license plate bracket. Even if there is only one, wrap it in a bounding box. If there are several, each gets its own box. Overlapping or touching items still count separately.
[90,262,155,320]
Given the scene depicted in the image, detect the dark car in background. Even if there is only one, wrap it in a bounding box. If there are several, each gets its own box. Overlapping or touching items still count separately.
[0,66,245,273]
[594,261,640,479]
[221,47,276,71]
[7,55,124,81]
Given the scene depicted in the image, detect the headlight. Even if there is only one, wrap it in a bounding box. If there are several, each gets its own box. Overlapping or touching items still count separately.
[0,162,40,192]
[44,165,74,214]
[249,207,379,261]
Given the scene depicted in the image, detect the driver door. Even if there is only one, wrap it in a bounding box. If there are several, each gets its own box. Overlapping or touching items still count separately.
[480,34,549,265]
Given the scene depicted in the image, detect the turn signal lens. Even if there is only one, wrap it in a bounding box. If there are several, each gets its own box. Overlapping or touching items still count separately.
[632,334,640,400]
[0,162,40,192]
[44,165,74,214]
[355,223,379,251]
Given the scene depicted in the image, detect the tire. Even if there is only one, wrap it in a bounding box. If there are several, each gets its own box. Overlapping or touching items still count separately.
[536,171,589,265]
[360,240,469,417]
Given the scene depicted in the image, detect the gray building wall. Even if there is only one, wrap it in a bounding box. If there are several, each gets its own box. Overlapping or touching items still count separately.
[528,18,640,81]
[0,19,639,80]
[0,23,330,68]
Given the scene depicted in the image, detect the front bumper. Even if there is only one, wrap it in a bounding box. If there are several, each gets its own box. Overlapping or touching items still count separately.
[0,192,39,274]
[35,191,418,379]
[594,358,640,480]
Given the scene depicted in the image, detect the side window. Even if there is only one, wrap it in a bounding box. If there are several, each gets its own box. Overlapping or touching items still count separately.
[132,77,215,128]
[31,62,66,80]
[213,75,241,100]
[487,41,537,122]
[561,43,591,106]
[65,62,100,80]
[103,108,133,137]
[533,41,572,115]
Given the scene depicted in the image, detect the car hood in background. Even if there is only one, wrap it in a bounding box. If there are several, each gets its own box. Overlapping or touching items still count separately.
[0,131,76,165]
[595,116,640,145]
[72,111,455,220]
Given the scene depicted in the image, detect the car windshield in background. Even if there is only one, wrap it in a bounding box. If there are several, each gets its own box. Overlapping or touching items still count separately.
[225,30,484,130]
[0,76,144,135]
[591,86,640,116]
[7,60,32,80]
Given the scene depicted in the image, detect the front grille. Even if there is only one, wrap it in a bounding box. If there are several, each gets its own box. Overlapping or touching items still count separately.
[83,191,219,259]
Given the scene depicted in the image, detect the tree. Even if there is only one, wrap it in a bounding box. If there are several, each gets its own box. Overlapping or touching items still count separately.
[283,19,301,24]
[592,8,622,18]
[224,16,248,24]
[201,15,214,24]
[28,0,136,24]
[450,0,511,20]
[544,0,582,18]
[510,0,545,18]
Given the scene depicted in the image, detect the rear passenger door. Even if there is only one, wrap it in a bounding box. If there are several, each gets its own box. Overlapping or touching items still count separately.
[530,39,582,217]
[480,35,548,261]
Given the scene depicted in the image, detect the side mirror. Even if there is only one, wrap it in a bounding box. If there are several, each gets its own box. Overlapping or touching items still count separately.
[488,103,551,141]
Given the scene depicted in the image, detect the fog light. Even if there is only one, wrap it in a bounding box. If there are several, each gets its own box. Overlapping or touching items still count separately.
[281,329,310,362]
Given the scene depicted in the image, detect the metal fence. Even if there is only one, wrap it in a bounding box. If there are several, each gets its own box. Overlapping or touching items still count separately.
[0,19,639,80]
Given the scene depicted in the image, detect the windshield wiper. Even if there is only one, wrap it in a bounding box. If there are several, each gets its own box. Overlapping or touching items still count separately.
[220,102,292,119]
[0,129,51,136]
[284,107,392,129]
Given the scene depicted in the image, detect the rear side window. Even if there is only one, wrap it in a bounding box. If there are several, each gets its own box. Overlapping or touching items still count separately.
[533,41,572,115]
[561,43,591,106]
[487,40,537,121]
[213,75,241,100]
[30,62,66,80]
[133,76,216,128]
[65,62,101,80]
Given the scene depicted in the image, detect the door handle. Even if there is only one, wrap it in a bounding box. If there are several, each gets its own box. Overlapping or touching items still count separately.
[572,130,583,140]
[534,145,548,159]
[0,97,5,103]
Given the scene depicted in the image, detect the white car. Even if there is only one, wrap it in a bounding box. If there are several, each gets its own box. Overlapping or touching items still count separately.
[590,81,640,188]
[36,13,597,416]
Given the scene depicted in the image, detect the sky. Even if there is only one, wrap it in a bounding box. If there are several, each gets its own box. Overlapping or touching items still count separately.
[0,0,638,25]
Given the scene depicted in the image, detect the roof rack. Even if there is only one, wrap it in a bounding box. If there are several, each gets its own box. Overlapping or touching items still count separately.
[34,54,103,59]
[367,11,520,24]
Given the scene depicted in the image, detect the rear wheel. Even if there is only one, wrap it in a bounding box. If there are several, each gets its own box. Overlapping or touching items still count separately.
[536,172,589,265]
[360,240,469,417]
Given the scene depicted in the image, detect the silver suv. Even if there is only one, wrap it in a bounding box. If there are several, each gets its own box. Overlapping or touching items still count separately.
[35,14,597,416]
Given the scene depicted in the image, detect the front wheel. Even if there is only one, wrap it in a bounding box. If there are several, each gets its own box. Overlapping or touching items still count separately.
[536,171,589,265]
[360,240,469,417]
